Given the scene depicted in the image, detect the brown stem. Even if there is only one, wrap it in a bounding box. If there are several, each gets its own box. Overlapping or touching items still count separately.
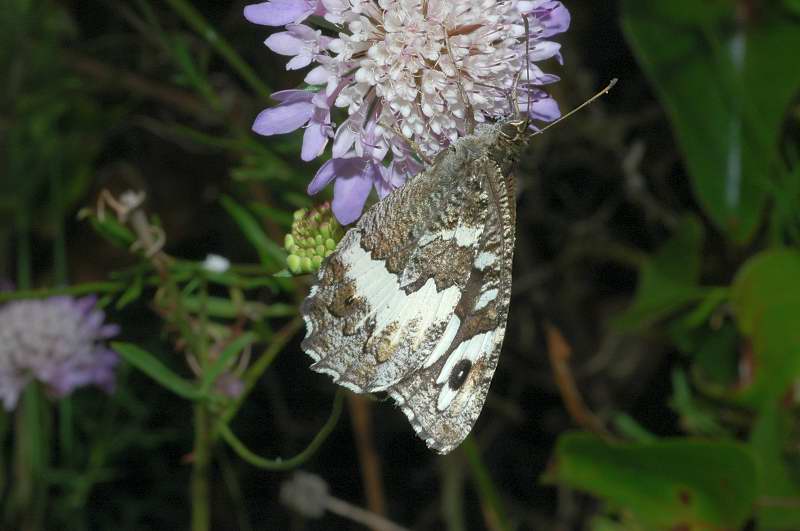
[544,323,612,439]
[347,395,387,522]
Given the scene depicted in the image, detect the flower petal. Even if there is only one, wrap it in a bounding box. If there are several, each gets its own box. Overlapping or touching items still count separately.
[265,31,304,56]
[332,165,375,224]
[529,96,561,122]
[301,122,329,161]
[271,89,315,103]
[307,158,341,195]
[304,65,329,85]
[243,0,314,26]
[286,53,313,70]
[252,101,314,136]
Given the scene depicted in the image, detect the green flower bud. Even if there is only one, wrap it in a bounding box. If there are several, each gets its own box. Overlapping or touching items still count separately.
[282,202,344,275]
[287,255,302,275]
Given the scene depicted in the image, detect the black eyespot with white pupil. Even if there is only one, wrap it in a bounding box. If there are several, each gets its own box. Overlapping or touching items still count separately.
[448,360,472,390]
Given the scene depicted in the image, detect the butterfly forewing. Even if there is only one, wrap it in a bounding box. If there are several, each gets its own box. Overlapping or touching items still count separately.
[301,144,488,395]
[301,123,518,454]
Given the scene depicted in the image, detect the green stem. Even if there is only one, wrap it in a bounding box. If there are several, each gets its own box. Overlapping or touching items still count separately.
[50,170,67,287]
[16,209,32,290]
[50,164,75,466]
[163,0,272,99]
[221,390,343,470]
[0,282,124,303]
[12,386,47,531]
[220,317,303,428]
[191,404,212,531]
[461,437,511,531]
[441,452,467,531]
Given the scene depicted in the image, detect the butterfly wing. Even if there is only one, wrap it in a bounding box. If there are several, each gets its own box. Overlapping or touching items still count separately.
[301,149,490,395]
[386,158,515,454]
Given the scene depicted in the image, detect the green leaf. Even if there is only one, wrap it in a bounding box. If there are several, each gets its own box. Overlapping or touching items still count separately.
[730,249,800,407]
[622,3,800,243]
[112,342,201,401]
[547,432,758,530]
[85,213,136,249]
[731,249,800,336]
[669,370,727,436]
[202,332,257,391]
[615,216,708,329]
[220,195,286,269]
[115,272,144,310]
[786,0,800,16]
[750,404,800,530]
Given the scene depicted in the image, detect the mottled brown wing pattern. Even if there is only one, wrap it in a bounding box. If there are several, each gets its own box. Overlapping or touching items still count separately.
[301,122,518,454]
[301,145,490,395]
[386,158,515,453]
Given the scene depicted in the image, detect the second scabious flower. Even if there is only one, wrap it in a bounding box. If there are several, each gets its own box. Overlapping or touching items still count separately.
[246,0,570,224]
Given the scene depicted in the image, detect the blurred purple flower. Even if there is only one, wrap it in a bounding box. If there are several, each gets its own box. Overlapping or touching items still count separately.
[0,296,119,410]
[246,0,570,224]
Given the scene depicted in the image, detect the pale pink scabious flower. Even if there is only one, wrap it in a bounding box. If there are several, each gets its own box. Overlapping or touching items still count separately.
[0,296,119,410]
[246,0,570,224]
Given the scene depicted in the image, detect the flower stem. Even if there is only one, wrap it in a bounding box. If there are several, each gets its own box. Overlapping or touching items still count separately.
[16,209,32,291]
[191,403,212,531]
[220,390,344,470]
[12,386,48,531]
[461,437,511,531]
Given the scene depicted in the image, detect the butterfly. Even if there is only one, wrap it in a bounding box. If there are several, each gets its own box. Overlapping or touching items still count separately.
[300,83,616,454]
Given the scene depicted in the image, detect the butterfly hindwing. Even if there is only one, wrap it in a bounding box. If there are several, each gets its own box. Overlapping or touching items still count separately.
[386,157,515,453]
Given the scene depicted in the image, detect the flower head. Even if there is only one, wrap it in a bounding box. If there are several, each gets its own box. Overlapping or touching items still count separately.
[246,0,570,224]
[284,202,343,273]
[0,296,119,410]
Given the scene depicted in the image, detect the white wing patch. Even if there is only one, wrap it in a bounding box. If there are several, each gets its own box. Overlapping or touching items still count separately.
[474,288,499,311]
[418,225,482,248]
[435,331,496,411]
[423,314,461,368]
[474,251,497,270]
[341,236,461,341]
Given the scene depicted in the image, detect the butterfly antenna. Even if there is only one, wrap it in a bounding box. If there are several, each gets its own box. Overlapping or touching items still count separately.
[522,14,532,127]
[443,24,477,134]
[531,78,618,137]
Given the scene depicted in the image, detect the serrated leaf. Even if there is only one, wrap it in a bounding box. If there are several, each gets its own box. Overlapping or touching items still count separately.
[547,432,758,530]
[112,342,201,401]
